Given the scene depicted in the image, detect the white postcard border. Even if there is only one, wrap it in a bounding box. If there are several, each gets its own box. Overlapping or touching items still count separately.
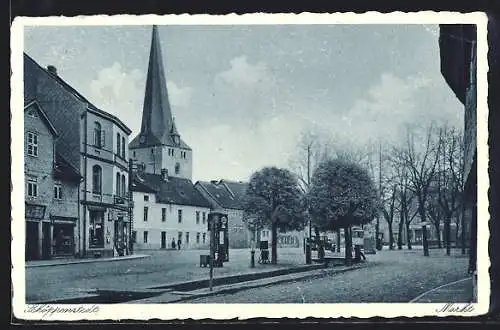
[11,11,490,320]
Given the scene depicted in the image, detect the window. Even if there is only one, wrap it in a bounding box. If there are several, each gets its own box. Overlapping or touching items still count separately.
[202,212,206,224]
[54,183,62,200]
[116,133,121,155]
[180,151,187,159]
[196,211,200,224]
[143,231,148,243]
[185,232,190,244]
[94,122,104,148]
[89,211,104,248]
[92,165,102,194]
[196,232,200,244]
[202,233,206,244]
[121,175,126,196]
[26,132,38,156]
[178,209,182,223]
[168,148,174,157]
[27,177,37,197]
[162,208,166,222]
[175,163,180,174]
[121,136,126,158]
[144,206,148,222]
[116,172,121,196]
[144,195,149,202]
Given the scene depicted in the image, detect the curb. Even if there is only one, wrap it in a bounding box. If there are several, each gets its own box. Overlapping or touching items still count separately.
[140,263,368,303]
[147,263,325,291]
[25,254,151,268]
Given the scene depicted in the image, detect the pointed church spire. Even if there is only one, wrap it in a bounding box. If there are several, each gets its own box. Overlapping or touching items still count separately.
[138,25,174,145]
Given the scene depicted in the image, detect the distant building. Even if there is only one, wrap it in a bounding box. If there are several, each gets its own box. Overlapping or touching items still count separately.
[131,168,211,250]
[195,179,252,248]
[24,53,133,259]
[24,100,81,260]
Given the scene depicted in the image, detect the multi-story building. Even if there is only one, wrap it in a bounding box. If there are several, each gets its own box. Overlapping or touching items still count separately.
[131,167,212,250]
[24,53,133,259]
[195,179,252,248]
[24,100,81,260]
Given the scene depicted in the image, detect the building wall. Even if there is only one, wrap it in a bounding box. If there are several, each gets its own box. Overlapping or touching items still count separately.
[24,58,85,170]
[24,108,55,207]
[131,145,192,180]
[132,191,210,250]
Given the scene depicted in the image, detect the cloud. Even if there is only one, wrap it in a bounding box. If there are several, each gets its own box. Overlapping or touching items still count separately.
[185,114,305,182]
[166,81,192,107]
[89,62,144,133]
[215,55,270,87]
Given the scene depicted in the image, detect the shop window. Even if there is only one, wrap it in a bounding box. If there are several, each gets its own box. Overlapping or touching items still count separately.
[89,211,104,248]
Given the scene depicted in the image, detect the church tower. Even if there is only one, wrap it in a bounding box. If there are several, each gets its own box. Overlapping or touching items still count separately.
[129,25,193,180]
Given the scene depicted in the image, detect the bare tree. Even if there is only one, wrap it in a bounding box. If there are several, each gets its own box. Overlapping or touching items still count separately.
[393,124,441,256]
[436,126,464,255]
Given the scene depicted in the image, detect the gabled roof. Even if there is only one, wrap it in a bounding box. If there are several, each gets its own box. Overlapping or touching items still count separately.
[24,53,132,135]
[53,153,82,181]
[195,179,248,210]
[24,100,59,137]
[129,26,191,151]
[131,172,211,208]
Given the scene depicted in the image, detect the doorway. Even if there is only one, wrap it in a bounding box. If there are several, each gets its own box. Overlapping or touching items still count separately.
[26,222,39,260]
[41,222,51,259]
[161,231,166,249]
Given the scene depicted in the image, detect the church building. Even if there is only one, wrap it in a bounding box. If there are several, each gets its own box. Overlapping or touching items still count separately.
[129,26,211,251]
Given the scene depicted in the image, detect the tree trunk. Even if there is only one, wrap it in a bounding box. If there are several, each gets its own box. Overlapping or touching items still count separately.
[344,225,352,265]
[434,223,442,249]
[419,206,429,256]
[336,229,341,253]
[397,220,404,250]
[271,222,278,264]
[445,217,451,256]
[406,222,412,250]
[388,222,394,250]
[461,204,467,255]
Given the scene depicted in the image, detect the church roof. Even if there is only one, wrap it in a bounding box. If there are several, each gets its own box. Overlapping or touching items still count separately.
[195,180,249,210]
[131,172,211,208]
[129,25,191,151]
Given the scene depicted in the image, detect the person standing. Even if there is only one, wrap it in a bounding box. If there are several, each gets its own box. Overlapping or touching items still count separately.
[171,238,176,250]
[177,238,182,250]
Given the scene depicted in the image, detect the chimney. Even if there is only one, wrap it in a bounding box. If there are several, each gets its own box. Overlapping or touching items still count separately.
[161,168,168,182]
[47,65,57,75]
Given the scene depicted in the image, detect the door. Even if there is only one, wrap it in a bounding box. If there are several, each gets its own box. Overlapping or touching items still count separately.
[161,231,166,249]
[41,222,51,259]
[26,222,39,261]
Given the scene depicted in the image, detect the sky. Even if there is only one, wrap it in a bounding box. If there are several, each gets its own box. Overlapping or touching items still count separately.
[24,24,464,182]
